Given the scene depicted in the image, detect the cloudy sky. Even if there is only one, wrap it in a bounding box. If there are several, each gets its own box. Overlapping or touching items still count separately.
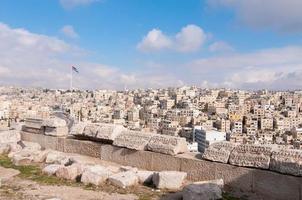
[0,0,302,90]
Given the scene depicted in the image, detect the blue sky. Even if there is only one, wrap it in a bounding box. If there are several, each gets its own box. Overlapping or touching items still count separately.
[0,0,302,90]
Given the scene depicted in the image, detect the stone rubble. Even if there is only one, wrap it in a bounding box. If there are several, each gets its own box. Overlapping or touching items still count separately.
[113,130,154,151]
[270,149,302,176]
[108,171,139,188]
[81,165,113,185]
[182,179,224,200]
[229,144,274,169]
[147,135,188,155]
[202,142,238,163]
[153,171,187,190]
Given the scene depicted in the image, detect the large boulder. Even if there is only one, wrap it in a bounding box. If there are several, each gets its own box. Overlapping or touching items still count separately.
[229,144,274,169]
[147,135,188,155]
[43,164,64,176]
[270,149,302,176]
[55,165,78,180]
[182,179,223,200]
[113,130,154,150]
[202,142,238,163]
[81,165,112,185]
[0,130,21,144]
[108,171,138,188]
[0,166,20,182]
[45,151,69,165]
[32,149,51,163]
[153,171,187,190]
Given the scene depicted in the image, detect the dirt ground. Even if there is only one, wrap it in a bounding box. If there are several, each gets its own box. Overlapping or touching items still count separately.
[0,177,140,200]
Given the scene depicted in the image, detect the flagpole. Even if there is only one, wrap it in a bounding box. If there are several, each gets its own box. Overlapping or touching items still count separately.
[70,66,73,91]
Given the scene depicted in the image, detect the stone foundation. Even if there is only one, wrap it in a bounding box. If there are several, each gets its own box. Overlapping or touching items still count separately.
[21,131,302,200]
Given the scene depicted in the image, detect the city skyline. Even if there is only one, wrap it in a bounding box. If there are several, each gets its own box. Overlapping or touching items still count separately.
[0,0,302,90]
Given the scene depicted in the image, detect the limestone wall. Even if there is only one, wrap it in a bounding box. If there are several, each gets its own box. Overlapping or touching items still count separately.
[21,131,302,200]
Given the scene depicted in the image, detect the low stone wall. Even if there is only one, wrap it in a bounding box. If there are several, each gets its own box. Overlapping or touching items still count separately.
[21,131,302,200]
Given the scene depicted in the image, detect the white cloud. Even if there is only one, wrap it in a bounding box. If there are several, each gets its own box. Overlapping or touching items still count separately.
[61,25,79,39]
[175,25,206,52]
[137,29,172,52]
[190,46,302,89]
[137,24,207,53]
[208,0,302,32]
[0,22,185,90]
[60,0,99,9]
[209,41,234,52]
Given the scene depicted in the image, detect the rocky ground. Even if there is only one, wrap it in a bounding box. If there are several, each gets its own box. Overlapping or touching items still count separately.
[0,155,183,200]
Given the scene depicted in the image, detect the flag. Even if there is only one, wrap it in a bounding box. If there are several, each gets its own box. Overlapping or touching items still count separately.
[72,66,79,73]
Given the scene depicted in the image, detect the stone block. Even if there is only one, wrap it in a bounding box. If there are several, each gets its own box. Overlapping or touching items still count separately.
[151,152,182,171]
[100,144,126,165]
[123,149,153,170]
[147,134,188,155]
[229,144,273,169]
[153,171,187,190]
[182,180,223,200]
[42,164,64,176]
[55,165,78,180]
[63,138,102,158]
[180,158,216,182]
[269,149,302,176]
[108,171,138,188]
[81,165,112,185]
[202,142,237,163]
[113,130,154,150]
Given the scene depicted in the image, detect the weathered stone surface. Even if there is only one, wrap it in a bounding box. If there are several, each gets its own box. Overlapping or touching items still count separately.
[43,164,64,176]
[45,151,68,164]
[153,171,187,190]
[72,123,126,142]
[70,122,87,136]
[45,126,68,137]
[229,144,273,169]
[0,130,21,144]
[270,149,302,176]
[136,170,154,184]
[24,118,43,129]
[21,141,42,151]
[33,149,51,163]
[113,130,154,150]
[147,135,188,155]
[0,144,10,154]
[42,117,66,128]
[119,166,138,173]
[0,166,20,182]
[12,153,33,166]
[81,165,112,185]
[202,142,237,163]
[96,123,126,141]
[108,171,138,188]
[182,180,223,200]
[55,165,78,180]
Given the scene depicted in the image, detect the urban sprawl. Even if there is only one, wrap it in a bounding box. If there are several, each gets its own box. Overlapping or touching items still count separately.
[1,86,302,153]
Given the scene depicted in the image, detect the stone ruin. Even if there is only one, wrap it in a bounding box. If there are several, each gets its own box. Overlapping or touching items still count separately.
[23,117,68,137]
[229,144,274,169]
[21,118,302,177]
[270,148,302,176]
[202,141,238,163]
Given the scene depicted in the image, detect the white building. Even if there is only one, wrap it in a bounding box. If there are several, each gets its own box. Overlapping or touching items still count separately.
[194,127,226,153]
